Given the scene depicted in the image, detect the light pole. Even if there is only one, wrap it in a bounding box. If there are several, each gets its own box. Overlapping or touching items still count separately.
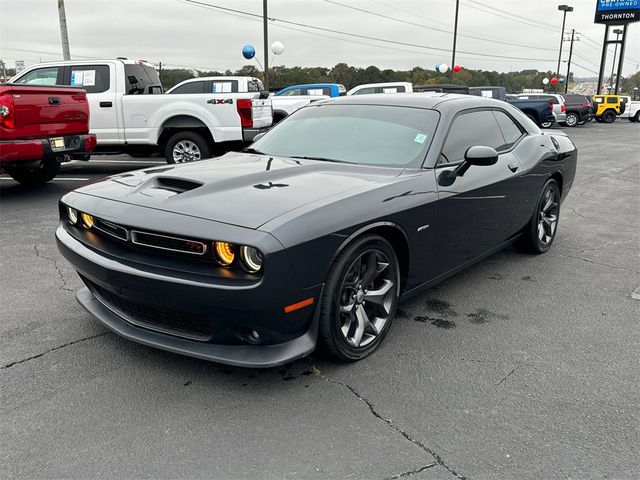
[450,0,460,84]
[263,0,269,91]
[556,5,573,79]
[609,28,623,87]
[565,29,575,94]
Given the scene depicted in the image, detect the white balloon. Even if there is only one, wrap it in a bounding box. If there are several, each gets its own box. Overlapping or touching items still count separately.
[438,64,449,74]
[271,41,285,55]
[542,78,550,85]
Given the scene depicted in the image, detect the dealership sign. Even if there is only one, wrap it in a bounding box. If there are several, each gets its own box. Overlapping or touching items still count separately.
[595,0,640,24]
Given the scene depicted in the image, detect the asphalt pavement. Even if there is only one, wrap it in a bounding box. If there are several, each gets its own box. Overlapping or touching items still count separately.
[1,121,639,479]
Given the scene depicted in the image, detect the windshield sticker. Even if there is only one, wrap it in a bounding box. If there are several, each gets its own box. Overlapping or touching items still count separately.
[481,90,494,98]
[70,71,83,86]
[307,89,324,96]
[212,82,232,93]
[383,87,398,93]
[70,70,96,87]
[414,133,428,144]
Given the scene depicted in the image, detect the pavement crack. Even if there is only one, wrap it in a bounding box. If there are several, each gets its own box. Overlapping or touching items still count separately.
[387,463,438,479]
[1,332,109,369]
[496,364,521,386]
[33,244,75,292]
[558,253,640,275]
[318,370,468,480]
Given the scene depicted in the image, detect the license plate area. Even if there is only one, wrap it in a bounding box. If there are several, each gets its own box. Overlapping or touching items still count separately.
[50,137,65,150]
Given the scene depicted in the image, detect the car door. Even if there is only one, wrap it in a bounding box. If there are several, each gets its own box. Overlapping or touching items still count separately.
[432,109,525,276]
[63,64,120,143]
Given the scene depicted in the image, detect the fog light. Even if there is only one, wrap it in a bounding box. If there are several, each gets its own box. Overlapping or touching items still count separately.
[67,207,78,225]
[214,241,235,266]
[239,246,263,273]
[81,213,94,229]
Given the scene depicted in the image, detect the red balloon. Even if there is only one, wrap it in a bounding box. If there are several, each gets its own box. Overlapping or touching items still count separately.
[550,77,558,85]
[453,65,461,73]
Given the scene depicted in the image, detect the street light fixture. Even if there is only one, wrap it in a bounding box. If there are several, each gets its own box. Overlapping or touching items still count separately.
[556,5,573,79]
[609,28,624,86]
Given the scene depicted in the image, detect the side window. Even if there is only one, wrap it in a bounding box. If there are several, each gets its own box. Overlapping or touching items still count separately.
[248,80,264,92]
[492,110,524,151]
[279,88,302,96]
[169,81,204,94]
[69,65,110,93]
[352,87,375,95]
[606,97,617,104]
[305,88,326,96]
[13,67,61,86]
[439,110,504,164]
[211,81,237,93]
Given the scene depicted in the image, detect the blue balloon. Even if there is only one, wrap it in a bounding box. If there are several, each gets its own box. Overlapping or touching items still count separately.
[559,78,565,83]
[435,64,441,71]
[242,45,256,60]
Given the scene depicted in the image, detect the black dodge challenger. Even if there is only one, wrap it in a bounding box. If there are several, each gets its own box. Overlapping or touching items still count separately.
[56,94,577,367]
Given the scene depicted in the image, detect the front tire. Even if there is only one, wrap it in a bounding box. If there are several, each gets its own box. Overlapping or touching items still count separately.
[602,110,616,123]
[318,235,400,362]
[164,131,212,164]
[4,159,61,185]
[564,112,579,127]
[517,179,561,254]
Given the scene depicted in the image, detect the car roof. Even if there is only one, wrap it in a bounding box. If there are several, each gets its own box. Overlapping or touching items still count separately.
[316,92,509,111]
[280,83,339,89]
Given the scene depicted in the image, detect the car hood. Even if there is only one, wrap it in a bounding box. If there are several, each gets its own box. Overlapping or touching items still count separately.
[74,152,403,229]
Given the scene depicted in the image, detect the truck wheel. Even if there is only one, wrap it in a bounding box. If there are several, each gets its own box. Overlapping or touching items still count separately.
[4,159,61,185]
[602,110,616,123]
[564,112,579,127]
[631,112,640,122]
[164,131,212,164]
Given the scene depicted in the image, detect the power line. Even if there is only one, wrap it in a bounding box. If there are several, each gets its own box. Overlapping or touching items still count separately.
[324,0,558,52]
[464,0,558,31]
[181,0,555,63]
[459,0,558,33]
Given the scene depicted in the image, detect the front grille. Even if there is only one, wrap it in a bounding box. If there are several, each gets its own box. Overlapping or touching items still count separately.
[94,218,128,241]
[131,230,207,256]
[85,278,211,340]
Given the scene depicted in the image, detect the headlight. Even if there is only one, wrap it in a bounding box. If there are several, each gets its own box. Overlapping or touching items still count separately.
[239,246,263,273]
[67,207,78,225]
[214,241,235,266]
[81,213,94,229]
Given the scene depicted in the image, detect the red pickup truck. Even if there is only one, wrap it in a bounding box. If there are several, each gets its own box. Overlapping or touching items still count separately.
[0,84,96,184]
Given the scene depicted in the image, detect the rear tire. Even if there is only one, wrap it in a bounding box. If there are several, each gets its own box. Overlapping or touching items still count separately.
[564,112,579,127]
[602,110,616,123]
[517,179,561,255]
[318,235,400,362]
[164,131,212,164]
[4,159,61,185]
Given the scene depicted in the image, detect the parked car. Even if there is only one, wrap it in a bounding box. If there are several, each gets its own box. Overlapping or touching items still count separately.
[562,94,594,126]
[274,83,345,97]
[506,95,555,128]
[347,82,412,95]
[12,60,272,163]
[517,93,567,126]
[166,76,264,95]
[57,94,576,367]
[415,84,471,95]
[619,96,640,122]
[592,94,627,123]
[0,83,96,184]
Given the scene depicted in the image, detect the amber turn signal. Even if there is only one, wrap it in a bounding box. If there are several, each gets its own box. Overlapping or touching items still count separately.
[81,213,94,229]
[214,241,236,266]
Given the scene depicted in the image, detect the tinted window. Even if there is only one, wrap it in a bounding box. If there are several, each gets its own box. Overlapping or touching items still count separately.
[439,110,505,164]
[124,64,162,94]
[252,104,439,168]
[492,110,523,151]
[248,80,264,92]
[352,87,375,95]
[68,65,110,93]
[14,67,61,86]
[169,81,205,94]
[606,97,617,104]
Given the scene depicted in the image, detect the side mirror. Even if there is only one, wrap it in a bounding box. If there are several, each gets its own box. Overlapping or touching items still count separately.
[252,132,266,142]
[464,146,499,166]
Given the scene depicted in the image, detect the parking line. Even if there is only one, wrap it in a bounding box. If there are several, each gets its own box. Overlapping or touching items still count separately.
[0,177,90,181]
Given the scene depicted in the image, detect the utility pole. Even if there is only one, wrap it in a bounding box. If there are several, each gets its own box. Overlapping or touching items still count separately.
[609,28,623,87]
[263,0,269,90]
[556,5,573,78]
[614,24,628,94]
[565,29,575,94]
[450,0,460,84]
[57,0,71,60]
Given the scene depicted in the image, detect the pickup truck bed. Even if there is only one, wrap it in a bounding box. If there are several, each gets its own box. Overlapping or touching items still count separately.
[0,84,96,184]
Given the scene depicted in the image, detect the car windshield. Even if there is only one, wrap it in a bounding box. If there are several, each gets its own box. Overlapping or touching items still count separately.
[252,104,439,168]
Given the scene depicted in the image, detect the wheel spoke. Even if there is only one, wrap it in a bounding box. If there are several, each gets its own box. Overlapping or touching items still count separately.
[352,307,366,347]
[363,280,393,315]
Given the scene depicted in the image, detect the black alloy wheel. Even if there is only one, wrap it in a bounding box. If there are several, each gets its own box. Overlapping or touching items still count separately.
[518,179,561,254]
[564,112,579,127]
[318,235,400,361]
[602,110,616,124]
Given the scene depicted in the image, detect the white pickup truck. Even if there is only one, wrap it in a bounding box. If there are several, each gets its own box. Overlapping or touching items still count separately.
[11,59,272,163]
[346,82,413,95]
[170,76,328,124]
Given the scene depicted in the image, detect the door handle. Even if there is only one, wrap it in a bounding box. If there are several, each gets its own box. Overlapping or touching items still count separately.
[48,97,61,105]
[508,162,520,173]
[99,101,113,108]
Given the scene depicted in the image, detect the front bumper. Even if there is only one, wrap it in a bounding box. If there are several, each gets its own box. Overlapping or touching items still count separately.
[56,225,321,368]
[0,134,96,165]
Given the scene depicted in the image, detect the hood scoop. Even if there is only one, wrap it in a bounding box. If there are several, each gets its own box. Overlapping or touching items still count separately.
[139,176,203,199]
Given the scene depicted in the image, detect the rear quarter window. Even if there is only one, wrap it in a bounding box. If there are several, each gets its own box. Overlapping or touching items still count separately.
[169,81,205,94]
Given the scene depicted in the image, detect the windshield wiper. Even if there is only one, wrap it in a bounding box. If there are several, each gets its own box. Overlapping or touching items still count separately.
[244,147,267,155]
[289,156,353,164]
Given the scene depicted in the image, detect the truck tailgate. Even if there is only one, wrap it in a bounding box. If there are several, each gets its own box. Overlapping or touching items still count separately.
[251,97,272,128]
[1,85,90,141]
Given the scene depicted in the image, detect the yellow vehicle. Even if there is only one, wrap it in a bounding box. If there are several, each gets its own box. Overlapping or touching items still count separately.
[592,95,627,123]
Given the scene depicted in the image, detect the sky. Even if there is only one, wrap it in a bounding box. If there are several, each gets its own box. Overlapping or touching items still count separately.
[1,0,639,78]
